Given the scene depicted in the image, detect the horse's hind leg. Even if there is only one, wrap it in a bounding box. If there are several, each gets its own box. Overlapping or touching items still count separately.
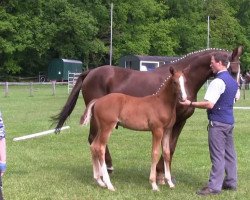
[88,117,113,173]
[162,130,175,188]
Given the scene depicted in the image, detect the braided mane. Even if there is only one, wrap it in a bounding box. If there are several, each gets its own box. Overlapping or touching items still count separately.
[170,48,230,64]
[153,48,230,95]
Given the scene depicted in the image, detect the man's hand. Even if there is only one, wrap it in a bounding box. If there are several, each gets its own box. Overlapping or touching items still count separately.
[179,99,192,106]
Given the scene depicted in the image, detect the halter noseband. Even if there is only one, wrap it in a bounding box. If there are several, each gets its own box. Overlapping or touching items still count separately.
[227,61,241,69]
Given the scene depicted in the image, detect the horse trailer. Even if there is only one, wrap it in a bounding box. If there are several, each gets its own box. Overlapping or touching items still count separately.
[119,55,179,71]
[48,58,83,81]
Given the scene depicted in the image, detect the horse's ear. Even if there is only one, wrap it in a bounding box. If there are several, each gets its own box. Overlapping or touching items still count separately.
[170,66,175,75]
[231,46,243,59]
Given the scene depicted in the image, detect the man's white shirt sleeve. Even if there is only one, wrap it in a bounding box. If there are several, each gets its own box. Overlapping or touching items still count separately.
[204,78,225,104]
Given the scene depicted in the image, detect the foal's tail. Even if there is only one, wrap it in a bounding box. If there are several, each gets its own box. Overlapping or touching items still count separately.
[80,99,97,126]
[51,70,91,132]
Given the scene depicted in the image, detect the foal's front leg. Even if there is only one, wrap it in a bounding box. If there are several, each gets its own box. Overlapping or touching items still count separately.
[157,120,186,185]
[162,130,175,188]
[150,129,163,191]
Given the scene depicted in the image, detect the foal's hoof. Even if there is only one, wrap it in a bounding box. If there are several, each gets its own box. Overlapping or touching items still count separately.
[107,185,116,191]
[168,182,175,189]
[152,183,160,192]
[169,185,175,189]
[166,178,176,189]
[95,178,106,188]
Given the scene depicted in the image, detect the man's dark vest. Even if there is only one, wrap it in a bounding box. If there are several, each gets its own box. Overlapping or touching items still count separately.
[207,71,238,124]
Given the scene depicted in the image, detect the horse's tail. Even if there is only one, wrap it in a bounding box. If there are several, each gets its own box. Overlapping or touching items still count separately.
[51,70,91,132]
[80,99,97,126]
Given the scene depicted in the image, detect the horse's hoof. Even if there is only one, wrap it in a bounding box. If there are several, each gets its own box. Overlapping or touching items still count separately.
[107,166,114,174]
[171,176,176,185]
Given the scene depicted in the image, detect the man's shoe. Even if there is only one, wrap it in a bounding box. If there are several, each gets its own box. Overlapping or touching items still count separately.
[196,186,220,196]
[222,184,237,191]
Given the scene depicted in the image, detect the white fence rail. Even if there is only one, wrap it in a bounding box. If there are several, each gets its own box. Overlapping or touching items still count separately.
[0,81,67,97]
[68,72,81,94]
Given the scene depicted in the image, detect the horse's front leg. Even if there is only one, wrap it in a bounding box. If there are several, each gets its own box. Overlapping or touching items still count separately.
[156,120,186,184]
[88,117,113,173]
[162,129,175,188]
[150,129,163,191]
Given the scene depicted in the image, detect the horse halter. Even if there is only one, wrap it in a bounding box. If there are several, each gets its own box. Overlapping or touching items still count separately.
[227,61,241,86]
[227,60,241,101]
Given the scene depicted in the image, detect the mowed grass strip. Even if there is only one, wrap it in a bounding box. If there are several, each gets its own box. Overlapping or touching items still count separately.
[1,84,249,200]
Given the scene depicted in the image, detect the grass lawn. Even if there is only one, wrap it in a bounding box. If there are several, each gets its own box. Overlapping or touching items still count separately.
[0,84,249,200]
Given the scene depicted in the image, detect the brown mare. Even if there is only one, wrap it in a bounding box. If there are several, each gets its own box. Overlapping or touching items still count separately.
[80,68,187,191]
[53,46,242,183]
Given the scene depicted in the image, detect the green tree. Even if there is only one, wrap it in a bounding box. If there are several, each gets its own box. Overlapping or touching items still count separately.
[0,0,249,77]
[112,0,178,63]
[0,6,21,77]
[234,0,250,71]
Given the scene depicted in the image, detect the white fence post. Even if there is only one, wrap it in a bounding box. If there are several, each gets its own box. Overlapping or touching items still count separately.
[29,82,33,97]
[4,82,8,97]
[52,81,56,96]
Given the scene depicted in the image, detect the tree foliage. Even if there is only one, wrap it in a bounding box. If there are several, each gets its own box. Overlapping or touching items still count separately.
[0,0,249,79]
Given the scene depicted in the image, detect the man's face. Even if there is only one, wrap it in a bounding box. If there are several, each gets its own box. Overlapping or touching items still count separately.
[210,56,220,74]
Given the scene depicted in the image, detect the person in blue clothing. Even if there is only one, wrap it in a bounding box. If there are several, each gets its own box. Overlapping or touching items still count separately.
[180,52,238,196]
[0,112,6,200]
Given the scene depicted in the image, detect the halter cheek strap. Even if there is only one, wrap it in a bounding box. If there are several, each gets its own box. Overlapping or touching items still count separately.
[228,61,241,100]
[227,61,241,85]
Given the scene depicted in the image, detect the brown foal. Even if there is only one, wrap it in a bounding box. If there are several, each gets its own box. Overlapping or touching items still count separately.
[80,67,187,191]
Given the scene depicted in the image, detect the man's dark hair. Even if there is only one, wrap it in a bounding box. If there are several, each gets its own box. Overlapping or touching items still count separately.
[212,53,229,66]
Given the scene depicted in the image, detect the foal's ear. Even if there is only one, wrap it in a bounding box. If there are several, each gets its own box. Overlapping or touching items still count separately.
[170,66,175,75]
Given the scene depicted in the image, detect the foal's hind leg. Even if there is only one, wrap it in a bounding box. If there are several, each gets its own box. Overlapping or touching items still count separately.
[162,130,175,188]
[96,127,116,191]
[90,141,106,188]
[88,117,113,173]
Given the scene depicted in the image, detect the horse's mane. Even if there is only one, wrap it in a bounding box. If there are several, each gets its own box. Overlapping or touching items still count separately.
[169,48,230,64]
[153,48,231,95]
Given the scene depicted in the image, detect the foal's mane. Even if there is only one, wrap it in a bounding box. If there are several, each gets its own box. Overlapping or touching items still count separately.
[153,48,230,95]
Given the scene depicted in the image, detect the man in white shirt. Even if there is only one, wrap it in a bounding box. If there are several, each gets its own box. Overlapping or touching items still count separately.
[180,52,238,196]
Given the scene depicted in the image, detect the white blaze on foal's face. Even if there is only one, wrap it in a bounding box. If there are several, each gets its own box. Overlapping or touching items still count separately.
[179,75,187,101]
